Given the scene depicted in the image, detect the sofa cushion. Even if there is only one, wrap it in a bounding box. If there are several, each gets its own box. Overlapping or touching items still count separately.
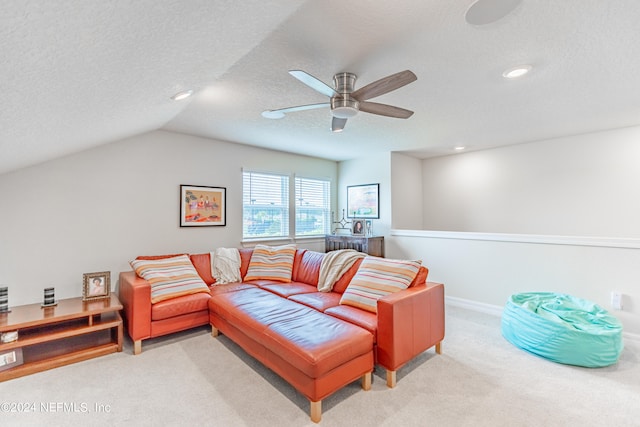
[288,292,342,312]
[332,258,364,294]
[339,257,421,313]
[239,248,253,278]
[292,250,323,285]
[209,283,257,297]
[209,287,373,378]
[130,255,210,304]
[244,244,297,282]
[260,282,317,298]
[151,292,211,321]
[409,266,429,288]
[189,253,216,285]
[325,305,378,338]
[136,253,188,260]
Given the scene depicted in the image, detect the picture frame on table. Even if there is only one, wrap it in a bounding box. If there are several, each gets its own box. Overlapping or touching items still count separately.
[180,185,227,227]
[347,183,379,219]
[352,219,366,236]
[83,271,111,301]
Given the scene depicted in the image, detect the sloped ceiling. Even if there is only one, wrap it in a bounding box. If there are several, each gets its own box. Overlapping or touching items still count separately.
[2,0,640,175]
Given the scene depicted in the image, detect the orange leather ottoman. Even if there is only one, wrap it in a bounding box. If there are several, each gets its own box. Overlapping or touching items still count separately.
[209,287,374,423]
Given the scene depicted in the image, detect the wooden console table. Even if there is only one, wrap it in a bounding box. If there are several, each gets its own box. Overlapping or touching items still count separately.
[0,294,123,382]
[325,235,385,257]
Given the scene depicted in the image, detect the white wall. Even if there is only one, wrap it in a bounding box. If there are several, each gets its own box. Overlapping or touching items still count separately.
[421,126,640,237]
[389,126,640,336]
[390,152,423,229]
[337,152,391,237]
[0,130,337,306]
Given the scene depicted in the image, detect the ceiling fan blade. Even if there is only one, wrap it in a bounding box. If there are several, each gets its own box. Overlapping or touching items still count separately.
[262,102,330,119]
[351,70,417,101]
[289,70,338,98]
[331,117,347,132]
[359,101,414,118]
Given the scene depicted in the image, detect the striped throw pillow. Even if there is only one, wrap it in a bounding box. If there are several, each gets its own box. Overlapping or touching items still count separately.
[130,255,210,304]
[339,256,421,313]
[244,244,297,283]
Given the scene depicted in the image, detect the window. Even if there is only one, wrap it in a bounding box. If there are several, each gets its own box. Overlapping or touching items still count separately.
[295,177,331,237]
[242,171,331,240]
[243,171,289,239]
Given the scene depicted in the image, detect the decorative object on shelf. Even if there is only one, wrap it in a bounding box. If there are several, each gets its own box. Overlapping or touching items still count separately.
[365,220,373,236]
[180,184,227,227]
[42,287,57,307]
[82,271,111,301]
[1,330,18,343]
[347,183,380,218]
[0,348,24,372]
[352,218,365,236]
[331,209,352,235]
[0,286,9,313]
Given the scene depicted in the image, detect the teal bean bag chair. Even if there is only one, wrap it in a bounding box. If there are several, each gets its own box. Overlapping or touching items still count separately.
[501,292,623,367]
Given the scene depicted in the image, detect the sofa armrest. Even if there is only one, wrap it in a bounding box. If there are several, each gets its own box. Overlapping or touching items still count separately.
[376,282,445,372]
[118,271,152,343]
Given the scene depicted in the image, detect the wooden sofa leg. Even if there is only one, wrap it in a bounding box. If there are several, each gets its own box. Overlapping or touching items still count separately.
[436,342,442,354]
[386,370,396,388]
[211,326,219,337]
[310,400,322,423]
[362,372,372,390]
[133,340,142,355]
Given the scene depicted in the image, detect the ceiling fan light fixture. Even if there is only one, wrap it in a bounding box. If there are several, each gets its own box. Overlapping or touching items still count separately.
[261,110,285,119]
[502,65,532,79]
[171,89,194,101]
[330,97,359,119]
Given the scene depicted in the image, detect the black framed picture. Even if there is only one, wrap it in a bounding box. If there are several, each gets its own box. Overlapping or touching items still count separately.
[180,185,227,227]
[347,183,380,218]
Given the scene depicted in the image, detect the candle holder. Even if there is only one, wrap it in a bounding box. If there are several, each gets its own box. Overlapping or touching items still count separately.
[0,286,9,313]
[42,287,57,307]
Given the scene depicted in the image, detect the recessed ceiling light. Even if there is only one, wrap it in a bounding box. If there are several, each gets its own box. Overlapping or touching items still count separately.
[171,89,194,101]
[465,0,523,26]
[502,65,532,79]
[454,146,466,151]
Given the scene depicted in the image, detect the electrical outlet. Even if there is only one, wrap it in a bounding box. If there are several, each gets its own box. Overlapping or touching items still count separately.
[611,292,623,310]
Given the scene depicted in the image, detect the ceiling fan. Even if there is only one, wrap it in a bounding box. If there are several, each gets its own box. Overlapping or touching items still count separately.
[262,69,417,132]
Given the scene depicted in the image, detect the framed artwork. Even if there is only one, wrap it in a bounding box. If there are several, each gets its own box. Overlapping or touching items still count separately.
[365,219,373,236]
[347,183,380,218]
[180,185,226,227]
[352,219,366,236]
[83,271,111,301]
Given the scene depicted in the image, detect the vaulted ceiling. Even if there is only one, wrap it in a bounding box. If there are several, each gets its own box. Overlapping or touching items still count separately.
[2,0,640,174]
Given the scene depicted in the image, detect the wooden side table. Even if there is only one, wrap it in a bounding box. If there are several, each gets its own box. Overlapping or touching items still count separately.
[0,294,123,382]
[325,235,385,257]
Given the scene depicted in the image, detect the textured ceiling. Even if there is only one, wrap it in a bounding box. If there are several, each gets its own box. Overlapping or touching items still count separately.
[2,1,640,174]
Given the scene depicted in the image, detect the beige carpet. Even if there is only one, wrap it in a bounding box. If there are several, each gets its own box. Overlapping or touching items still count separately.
[1,305,638,426]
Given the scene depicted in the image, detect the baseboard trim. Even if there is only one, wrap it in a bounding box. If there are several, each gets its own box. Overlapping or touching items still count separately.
[445,295,504,317]
[445,295,640,342]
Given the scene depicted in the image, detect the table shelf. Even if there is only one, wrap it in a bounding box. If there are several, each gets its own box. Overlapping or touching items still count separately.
[0,295,123,382]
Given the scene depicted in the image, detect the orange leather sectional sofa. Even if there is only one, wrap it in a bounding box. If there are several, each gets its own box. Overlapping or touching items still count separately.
[119,248,445,423]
